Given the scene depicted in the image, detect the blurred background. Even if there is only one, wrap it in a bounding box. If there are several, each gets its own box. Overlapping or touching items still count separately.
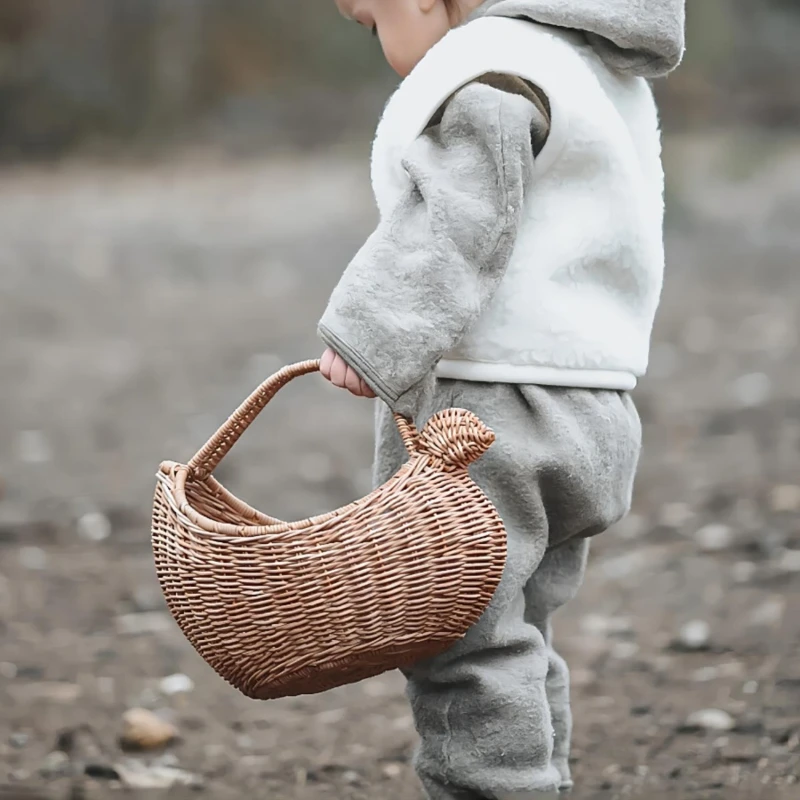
[1,1,799,799]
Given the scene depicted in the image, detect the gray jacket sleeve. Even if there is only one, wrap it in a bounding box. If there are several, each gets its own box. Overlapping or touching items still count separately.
[318,78,549,416]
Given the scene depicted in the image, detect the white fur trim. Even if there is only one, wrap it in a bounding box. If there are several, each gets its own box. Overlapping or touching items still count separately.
[372,18,666,390]
[436,360,638,390]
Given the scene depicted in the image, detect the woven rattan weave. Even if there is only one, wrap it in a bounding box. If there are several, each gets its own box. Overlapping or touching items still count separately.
[152,360,507,700]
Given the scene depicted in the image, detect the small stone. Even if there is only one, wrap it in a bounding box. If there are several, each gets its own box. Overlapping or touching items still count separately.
[748,598,785,627]
[40,750,71,779]
[677,620,711,651]
[0,662,18,679]
[115,612,172,636]
[770,485,800,514]
[611,642,639,660]
[685,709,735,732]
[695,524,734,553]
[778,550,800,573]
[580,614,633,637]
[17,682,82,704]
[659,502,694,530]
[77,511,111,542]
[114,760,204,790]
[343,770,361,785]
[158,674,194,696]
[18,430,53,464]
[19,546,48,570]
[119,708,179,751]
[10,732,30,749]
[732,373,772,408]
[85,762,121,781]
[692,667,720,683]
[743,681,759,695]
[732,561,757,583]
[381,763,403,779]
[315,708,346,725]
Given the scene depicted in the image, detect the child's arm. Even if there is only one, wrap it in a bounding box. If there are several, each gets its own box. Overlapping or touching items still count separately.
[319,77,549,415]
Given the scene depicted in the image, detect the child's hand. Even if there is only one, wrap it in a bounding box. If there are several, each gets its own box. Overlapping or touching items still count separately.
[320,348,376,399]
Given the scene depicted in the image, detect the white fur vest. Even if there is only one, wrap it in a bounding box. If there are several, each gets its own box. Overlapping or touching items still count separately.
[371,17,666,390]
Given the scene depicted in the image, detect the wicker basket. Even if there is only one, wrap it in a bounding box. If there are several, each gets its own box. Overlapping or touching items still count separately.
[151,360,507,700]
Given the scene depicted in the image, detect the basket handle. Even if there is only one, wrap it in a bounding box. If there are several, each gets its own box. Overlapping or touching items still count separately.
[187,360,419,481]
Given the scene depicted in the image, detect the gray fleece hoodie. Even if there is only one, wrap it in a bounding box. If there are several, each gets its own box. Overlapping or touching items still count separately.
[473,0,685,77]
[319,0,686,415]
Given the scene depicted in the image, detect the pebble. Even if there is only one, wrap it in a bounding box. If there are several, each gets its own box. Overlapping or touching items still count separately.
[677,620,711,651]
[0,662,18,679]
[611,642,639,660]
[40,750,71,779]
[732,561,757,584]
[119,708,179,751]
[743,681,759,695]
[580,614,633,637]
[115,612,172,636]
[381,763,403,779]
[770,485,800,514]
[17,682,82,703]
[19,546,48,571]
[695,523,734,553]
[114,760,204,790]
[10,732,30,749]
[18,430,53,464]
[733,372,772,408]
[659,502,694,529]
[159,674,195,696]
[692,667,720,683]
[685,709,735,732]
[778,550,800,573]
[77,511,112,542]
[748,598,785,627]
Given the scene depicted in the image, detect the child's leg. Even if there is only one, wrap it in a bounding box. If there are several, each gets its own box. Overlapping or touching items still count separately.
[405,494,562,800]
[524,538,591,792]
[374,381,640,799]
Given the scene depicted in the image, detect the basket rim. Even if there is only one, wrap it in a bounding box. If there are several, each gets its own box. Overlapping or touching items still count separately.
[158,455,429,539]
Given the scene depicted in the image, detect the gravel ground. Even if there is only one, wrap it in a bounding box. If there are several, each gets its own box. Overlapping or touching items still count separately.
[1,132,799,799]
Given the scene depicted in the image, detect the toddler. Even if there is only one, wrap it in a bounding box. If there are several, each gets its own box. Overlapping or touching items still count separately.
[319,1,685,798]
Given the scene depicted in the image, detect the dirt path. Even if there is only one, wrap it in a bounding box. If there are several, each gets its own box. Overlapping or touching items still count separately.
[1,136,799,799]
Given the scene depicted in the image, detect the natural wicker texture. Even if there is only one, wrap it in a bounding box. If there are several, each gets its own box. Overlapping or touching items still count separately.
[151,360,507,700]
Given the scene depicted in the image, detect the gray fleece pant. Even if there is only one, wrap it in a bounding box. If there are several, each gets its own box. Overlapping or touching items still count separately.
[374,380,641,799]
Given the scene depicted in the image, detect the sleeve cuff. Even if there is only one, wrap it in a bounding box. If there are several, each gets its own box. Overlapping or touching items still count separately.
[318,323,401,407]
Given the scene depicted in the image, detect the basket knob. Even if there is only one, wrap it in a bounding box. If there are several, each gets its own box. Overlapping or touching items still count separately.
[416,409,496,468]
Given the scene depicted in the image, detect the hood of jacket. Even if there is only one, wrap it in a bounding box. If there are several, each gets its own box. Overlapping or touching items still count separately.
[471,0,686,77]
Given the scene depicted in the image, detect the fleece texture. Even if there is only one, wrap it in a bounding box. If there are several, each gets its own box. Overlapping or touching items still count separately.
[474,0,686,77]
[365,17,666,391]
[373,379,642,799]
[319,75,548,416]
